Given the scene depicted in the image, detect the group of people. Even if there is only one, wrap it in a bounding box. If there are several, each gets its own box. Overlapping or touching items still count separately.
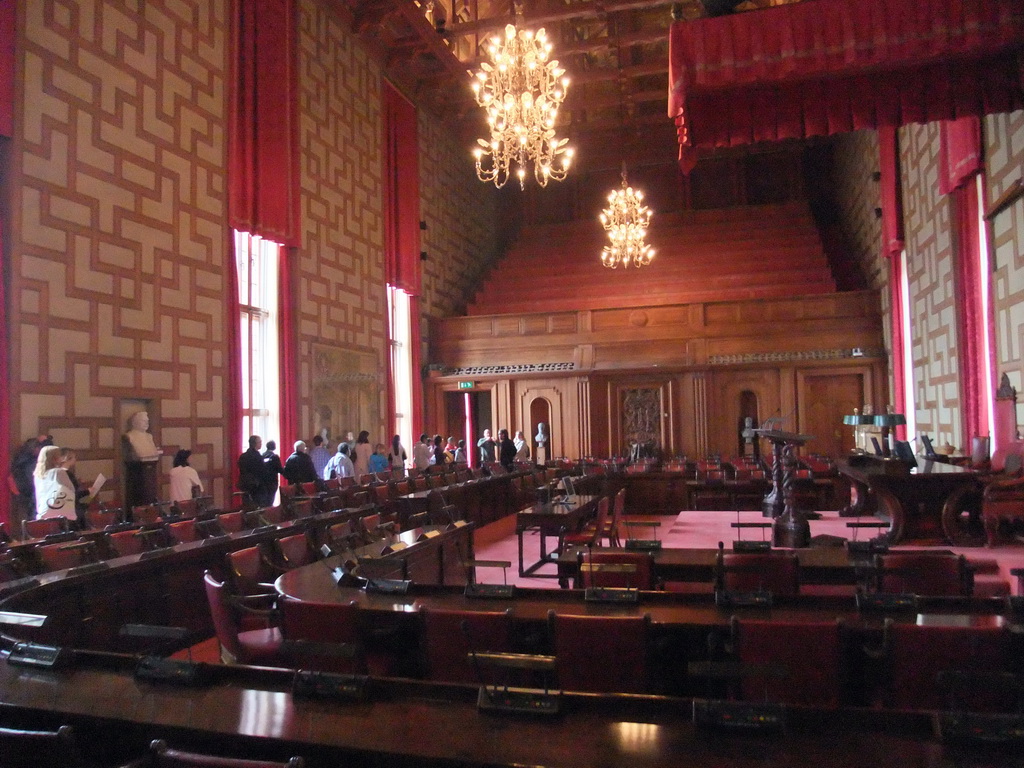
[475,428,530,472]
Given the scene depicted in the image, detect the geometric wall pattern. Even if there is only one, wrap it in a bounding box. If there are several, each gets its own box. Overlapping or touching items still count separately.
[295,0,387,444]
[986,109,1024,434]
[901,121,960,447]
[14,0,232,505]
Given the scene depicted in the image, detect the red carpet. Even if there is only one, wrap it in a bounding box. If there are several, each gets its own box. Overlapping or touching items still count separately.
[474,509,1024,595]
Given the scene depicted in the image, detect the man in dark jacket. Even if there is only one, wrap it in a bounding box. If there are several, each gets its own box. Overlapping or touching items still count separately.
[498,429,517,472]
[259,440,284,507]
[282,440,317,485]
[237,435,265,504]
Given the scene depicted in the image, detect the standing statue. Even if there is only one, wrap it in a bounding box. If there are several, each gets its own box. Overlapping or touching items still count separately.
[123,410,161,507]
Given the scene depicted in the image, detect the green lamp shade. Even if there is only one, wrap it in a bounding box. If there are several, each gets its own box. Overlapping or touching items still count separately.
[873,413,907,427]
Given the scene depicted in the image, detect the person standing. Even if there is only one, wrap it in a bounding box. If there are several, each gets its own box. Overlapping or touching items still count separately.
[477,429,496,465]
[429,434,446,466]
[308,435,331,480]
[351,430,372,479]
[412,433,431,472]
[59,448,92,519]
[324,443,355,480]
[238,435,265,505]
[260,440,284,507]
[369,443,389,474]
[169,449,203,503]
[33,445,77,522]
[10,435,52,526]
[498,429,517,472]
[513,430,530,462]
[387,434,407,471]
[453,439,468,465]
[283,441,317,486]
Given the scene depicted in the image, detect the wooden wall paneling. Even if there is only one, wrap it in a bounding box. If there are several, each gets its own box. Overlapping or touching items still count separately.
[796,365,872,456]
[608,377,674,459]
[707,368,781,459]
[515,382,571,460]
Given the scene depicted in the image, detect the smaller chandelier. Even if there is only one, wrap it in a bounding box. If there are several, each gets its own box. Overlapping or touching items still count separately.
[599,168,654,269]
[471,21,574,189]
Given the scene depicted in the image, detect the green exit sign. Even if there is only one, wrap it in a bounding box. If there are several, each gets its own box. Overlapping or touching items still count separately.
[458,381,475,390]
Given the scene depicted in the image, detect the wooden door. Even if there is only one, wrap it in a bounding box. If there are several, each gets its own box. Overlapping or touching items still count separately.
[799,373,866,457]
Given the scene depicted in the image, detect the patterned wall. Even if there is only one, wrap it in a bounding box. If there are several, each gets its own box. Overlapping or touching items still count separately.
[830,130,891,409]
[900,122,960,447]
[985,110,1024,433]
[14,0,232,504]
[294,0,387,446]
[418,115,500,319]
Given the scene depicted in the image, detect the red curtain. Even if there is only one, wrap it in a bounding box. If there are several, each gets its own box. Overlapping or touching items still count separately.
[668,0,1024,171]
[0,2,12,526]
[939,116,983,195]
[382,82,421,295]
[278,249,298,454]
[0,0,14,138]
[228,0,301,247]
[952,181,989,442]
[880,127,907,438]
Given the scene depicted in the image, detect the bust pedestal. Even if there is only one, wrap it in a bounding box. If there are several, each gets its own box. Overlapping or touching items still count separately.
[125,461,158,509]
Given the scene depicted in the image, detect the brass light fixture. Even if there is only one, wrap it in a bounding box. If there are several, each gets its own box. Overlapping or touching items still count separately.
[599,166,654,269]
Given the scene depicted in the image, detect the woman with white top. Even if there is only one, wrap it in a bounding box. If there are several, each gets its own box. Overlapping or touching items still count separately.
[33,445,78,521]
[169,449,203,503]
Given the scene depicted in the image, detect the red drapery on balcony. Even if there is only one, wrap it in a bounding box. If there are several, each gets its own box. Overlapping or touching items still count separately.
[668,0,1024,171]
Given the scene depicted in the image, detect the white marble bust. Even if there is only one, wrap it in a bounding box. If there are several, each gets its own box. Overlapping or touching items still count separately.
[123,411,161,462]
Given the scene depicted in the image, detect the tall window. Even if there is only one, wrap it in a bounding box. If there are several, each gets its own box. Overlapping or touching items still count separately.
[388,285,414,463]
[235,230,281,448]
[898,250,916,440]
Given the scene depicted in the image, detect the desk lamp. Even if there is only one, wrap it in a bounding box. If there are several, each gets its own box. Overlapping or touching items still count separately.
[842,410,875,453]
[872,411,907,458]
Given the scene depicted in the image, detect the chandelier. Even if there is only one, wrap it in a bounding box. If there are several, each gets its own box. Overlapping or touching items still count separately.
[599,168,654,269]
[471,18,574,189]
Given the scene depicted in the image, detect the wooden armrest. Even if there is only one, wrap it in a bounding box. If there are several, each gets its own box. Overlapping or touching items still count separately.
[470,651,556,672]
[464,559,512,569]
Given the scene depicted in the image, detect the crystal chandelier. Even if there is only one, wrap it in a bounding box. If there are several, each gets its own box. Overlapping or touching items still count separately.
[471,14,574,189]
[599,168,654,269]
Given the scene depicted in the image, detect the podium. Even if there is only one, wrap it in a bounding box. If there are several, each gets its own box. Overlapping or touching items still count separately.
[755,429,814,548]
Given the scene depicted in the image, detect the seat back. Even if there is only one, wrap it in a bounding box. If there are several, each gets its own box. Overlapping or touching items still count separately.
[83,506,122,530]
[172,498,198,518]
[550,611,649,693]
[217,511,245,533]
[884,620,1012,711]
[603,488,625,546]
[167,518,199,545]
[107,528,147,557]
[36,540,97,572]
[22,516,69,540]
[717,549,799,596]
[578,550,655,590]
[733,618,845,708]
[148,739,304,768]
[226,546,273,595]
[275,533,314,569]
[300,481,320,497]
[420,607,513,683]
[278,596,368,674]
[876,553,971,596]
[0,724,89,768]
[132,504,162,526]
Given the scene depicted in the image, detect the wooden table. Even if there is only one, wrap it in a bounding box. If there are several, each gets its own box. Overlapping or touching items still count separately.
[515,495,600,578]
[837,456,981,545]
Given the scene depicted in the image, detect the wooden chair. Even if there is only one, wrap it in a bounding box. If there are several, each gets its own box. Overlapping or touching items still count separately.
[576,550,656,590]
[203,571,283,666]
[562,496,610,549]
[35,539,98,573]
[217,511,245,534]
[715,543,800,596]
[140,739,304,768]
[106,528,148,558]
[131,504,162,526]
[548,611,650,693]
[600,487,625,546]
[82,505,122,530]
[278,595,393,676]
[729,617,845,708]
[272,533,316,570]
[225,546,277,596]
[874,552,972,596]
[0,724,92,768]
[171,498,198,518]
[420,606,514,684]
[881,619,1013,711]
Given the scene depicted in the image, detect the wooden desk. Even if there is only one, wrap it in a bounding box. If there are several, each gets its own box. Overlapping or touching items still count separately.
[515,495,600,578]
[3,647,1016,768]
[838,457,981,545]
[348,523,473,585]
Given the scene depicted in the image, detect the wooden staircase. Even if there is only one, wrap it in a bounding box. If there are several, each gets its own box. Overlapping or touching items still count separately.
[467,202,838,316]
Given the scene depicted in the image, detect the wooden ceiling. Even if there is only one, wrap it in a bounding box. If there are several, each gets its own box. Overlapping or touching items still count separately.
[336,0,804,172]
